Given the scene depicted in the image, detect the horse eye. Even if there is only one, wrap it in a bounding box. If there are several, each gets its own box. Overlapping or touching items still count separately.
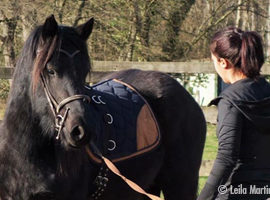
[46,65,56,75]
[47,69,55,75]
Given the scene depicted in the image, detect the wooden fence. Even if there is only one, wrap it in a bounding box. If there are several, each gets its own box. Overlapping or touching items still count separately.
[1,61,270,123]
[2,60,270,81]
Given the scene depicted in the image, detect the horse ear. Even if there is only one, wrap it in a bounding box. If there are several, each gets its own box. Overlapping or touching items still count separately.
[42,15,58,40]
[76,18,94,40]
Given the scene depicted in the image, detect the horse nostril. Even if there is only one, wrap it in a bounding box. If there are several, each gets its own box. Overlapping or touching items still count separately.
[70,125,85,142]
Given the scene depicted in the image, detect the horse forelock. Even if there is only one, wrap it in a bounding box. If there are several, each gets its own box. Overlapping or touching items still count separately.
[32,33,59,91]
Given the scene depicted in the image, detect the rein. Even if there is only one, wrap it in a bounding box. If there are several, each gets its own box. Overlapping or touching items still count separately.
[41,74,90,139]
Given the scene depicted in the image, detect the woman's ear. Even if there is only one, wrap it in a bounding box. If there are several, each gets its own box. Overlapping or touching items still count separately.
[219,58,232,69]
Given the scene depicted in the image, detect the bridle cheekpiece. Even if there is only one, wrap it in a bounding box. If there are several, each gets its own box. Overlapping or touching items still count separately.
[40,48,90,140]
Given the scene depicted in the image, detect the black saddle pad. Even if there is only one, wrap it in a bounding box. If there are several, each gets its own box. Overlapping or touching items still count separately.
[85,79,161,163]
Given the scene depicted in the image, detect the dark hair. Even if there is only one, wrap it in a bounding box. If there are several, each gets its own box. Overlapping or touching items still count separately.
[32,26,59,90]
[210,27,264,79]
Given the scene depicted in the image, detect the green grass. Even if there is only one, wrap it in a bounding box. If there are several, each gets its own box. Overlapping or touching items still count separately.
[199,123,218,194]
[202,123,218,160]
[0,101,5,120]
[199,176,208,193]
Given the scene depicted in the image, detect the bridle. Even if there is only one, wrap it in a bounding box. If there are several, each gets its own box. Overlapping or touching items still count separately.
[41,74,90,139]
[40,49,91,139]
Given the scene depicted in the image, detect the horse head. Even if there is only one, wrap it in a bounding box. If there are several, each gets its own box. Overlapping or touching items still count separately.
[30,15,94,148]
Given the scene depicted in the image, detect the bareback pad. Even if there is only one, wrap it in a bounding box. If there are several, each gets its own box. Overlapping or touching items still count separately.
[85,79,161,163]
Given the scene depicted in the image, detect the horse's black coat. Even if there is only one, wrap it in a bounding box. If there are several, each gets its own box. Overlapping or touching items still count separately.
[0,15,206,200]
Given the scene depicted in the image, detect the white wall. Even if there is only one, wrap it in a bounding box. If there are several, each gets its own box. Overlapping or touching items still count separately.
[176,74,216,106]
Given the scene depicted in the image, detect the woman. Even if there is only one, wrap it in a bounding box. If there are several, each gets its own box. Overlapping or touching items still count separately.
[198,27,270,200]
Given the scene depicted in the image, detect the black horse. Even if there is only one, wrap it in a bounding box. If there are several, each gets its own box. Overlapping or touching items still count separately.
[0,15,206,200]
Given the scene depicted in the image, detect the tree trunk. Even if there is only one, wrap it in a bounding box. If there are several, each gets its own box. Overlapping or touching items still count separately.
[126,1,141,61]
[127,26,137,61]
[1,18,17,68]
[127,2,140,61]
[161,0,196,61]
[22,17,29,42]
[252,1,259,31]
[58,0,68,24]
[235,0,242,27]
[241,1,248,30]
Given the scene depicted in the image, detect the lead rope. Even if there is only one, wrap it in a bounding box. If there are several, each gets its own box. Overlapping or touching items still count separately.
[85,145,162,200]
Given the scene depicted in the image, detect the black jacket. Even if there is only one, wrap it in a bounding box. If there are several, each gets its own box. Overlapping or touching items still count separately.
[198,77,270,200]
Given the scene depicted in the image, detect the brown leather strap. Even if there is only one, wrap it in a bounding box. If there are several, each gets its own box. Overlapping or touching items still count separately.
[85,146,162,200]
[56,95,90,113]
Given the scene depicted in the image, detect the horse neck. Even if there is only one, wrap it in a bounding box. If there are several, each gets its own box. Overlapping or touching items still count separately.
[4,91,33,151]
[2,63,53,159]
[0,77,55,197]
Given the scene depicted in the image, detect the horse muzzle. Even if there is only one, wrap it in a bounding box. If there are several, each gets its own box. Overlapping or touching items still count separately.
[55,98,91,148]
[65,119,90,147]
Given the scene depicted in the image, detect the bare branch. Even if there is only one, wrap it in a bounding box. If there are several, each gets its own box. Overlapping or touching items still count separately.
[59,0,68,23]
[73,0,86,27]
[237,8,269,18]
[184,0,249,56]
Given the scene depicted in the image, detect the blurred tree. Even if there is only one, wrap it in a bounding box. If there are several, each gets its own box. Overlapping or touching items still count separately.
[161,0,196,61]
[1,0,270,100]
[0,0,269,65]
[0,0,20,67]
